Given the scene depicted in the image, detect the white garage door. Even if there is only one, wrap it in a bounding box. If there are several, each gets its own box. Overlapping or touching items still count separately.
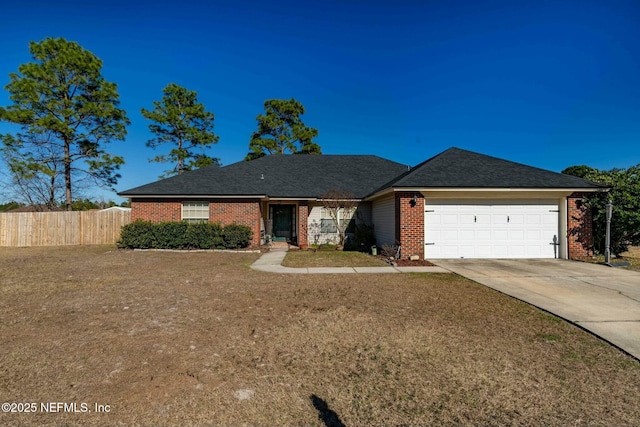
[424,199,560,259]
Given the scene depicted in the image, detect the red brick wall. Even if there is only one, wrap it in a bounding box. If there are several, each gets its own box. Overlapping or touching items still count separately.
[131,199,181,222]
[208,199,261,247]
[297,202,309,248]
[567,193,593,259]
[396,192,424,259]
[131,198,261,247]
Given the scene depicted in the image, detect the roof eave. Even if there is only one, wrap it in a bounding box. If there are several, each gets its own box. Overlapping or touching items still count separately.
[403,187,609,192]
[365,186,608,201]
[118,194,268,199]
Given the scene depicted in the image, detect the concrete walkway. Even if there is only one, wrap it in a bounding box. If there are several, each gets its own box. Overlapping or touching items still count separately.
[250,248,448,274]
[436,259,640,360]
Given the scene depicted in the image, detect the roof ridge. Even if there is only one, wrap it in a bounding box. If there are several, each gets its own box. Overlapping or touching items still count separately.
[368,147,459,193]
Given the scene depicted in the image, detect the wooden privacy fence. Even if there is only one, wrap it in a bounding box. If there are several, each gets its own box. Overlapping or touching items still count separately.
[0,210,131,247]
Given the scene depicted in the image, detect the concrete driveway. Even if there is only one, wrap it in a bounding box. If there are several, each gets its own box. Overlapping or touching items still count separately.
[435,259,640,360]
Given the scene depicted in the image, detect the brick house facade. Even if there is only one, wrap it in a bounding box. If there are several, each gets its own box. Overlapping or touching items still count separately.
[131,198,262,247]
[121,148,606,259]
[567,192,593,259]
[396,192,425,259]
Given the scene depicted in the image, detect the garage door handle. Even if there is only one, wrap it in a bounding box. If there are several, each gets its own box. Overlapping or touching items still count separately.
[507,216,510,223]
[474,216,476,223]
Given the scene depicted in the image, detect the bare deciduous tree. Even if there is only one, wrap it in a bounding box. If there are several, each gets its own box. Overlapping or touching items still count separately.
[320,189,359,247]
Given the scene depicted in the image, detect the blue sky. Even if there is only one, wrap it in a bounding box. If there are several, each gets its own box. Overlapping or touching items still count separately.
[1,0,639,203]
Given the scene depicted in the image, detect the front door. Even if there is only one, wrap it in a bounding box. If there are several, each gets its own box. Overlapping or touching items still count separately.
[270,204,296,243]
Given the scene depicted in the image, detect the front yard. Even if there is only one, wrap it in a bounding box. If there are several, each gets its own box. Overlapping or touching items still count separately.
[1,246,639,426]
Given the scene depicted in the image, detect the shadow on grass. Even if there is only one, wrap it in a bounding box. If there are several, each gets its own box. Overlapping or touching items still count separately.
[310,394,346,427]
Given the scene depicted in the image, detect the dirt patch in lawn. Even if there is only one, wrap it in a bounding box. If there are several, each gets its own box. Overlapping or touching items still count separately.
[1,246,640,426]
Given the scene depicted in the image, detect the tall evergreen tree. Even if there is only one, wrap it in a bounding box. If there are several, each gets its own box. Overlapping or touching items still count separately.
[245,98,320,160]
[141,83,219,177]
[0,37,129,211]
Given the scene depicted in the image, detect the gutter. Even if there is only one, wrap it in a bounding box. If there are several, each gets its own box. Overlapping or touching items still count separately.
[364,186,609,201]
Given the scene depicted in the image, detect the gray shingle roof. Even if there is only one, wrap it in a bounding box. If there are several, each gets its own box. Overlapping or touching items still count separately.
[119,155,410,199]
[119,148,606,199]
[388,147,606,189]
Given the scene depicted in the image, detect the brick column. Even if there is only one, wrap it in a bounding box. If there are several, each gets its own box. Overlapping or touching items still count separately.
[396,192,424,259]
[567,193,593,259]
[297,202,309,248]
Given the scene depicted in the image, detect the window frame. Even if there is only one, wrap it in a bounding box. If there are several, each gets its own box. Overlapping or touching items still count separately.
[181,201,210,224]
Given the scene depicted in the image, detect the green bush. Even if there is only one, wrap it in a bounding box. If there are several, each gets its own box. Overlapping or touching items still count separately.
[222,224,253,249]
[154,221,189,249]
[118,219,157,249]
[184,222,224,249]
[117,221,252,250]
[345,223,376,252]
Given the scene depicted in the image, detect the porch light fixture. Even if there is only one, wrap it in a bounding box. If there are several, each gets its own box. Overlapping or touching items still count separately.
[410,194,418,207]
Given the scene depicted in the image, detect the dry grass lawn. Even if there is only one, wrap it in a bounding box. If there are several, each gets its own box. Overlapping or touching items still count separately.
[587,246,640,271]
[1,246,640,427]
[620,246,640,270]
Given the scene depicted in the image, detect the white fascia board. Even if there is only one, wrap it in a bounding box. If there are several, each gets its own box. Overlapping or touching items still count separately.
[365,187,606,201]
[420,189,576,199]
[410,187,605,193]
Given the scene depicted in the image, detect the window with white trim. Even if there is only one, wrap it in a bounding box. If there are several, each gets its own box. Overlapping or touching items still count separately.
[320,207,337,233]
[320,207,356,234]
[182,201,209,223]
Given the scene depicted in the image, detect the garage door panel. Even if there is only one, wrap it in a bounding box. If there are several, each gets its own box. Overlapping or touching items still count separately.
[493,229,508,240]
[425,214,442,225]
[477,229,491,240]
[443,214,458,224]
[476,214,491,224]
[459,230,474,240]
[526,215,541,224]
[509,245,526,257]
[491,214,506,224]
[459,246,477,258]
[442,246,460,258]
[459,214,475,225]
[443,230,458,240]
[526,230,542,240]
[425,200,559,259]
[509,214,524,224]
[527,246,542,257]
[509,230,525,240]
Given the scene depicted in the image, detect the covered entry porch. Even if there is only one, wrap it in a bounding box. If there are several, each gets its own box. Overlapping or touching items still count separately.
[261,200,310,247]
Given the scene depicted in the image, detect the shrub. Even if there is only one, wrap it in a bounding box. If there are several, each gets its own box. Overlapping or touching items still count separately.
[154,221,189,249]
[380,243,400,259]
[184,222,223,249]
[222,224,253,249]
[118,221,252,250]
[118,220,157,249]
[345,223,376,252]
